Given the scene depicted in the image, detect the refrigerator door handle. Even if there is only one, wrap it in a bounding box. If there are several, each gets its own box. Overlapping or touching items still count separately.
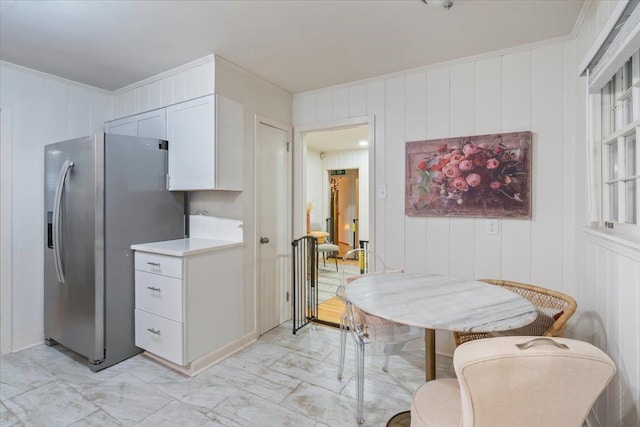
[52,160,74,284]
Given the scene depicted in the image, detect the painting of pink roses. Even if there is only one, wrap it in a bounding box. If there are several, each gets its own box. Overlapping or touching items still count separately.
[405,131,532,218]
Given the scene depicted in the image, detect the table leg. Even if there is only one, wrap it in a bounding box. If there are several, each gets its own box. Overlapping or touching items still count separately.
[425,328,436,382]
[387,329,436,426]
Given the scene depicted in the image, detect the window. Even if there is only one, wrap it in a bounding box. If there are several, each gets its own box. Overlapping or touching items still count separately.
[600,51,640,235]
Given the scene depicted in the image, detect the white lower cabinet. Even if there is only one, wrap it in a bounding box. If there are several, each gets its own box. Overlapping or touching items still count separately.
[135,310,184,365]
[135,271,183,323]
[133,244,243,370]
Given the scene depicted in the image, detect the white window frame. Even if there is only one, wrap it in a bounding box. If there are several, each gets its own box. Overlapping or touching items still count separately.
[599,51,640,237]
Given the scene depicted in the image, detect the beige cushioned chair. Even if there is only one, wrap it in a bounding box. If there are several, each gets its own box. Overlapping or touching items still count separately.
[410,336,616,427]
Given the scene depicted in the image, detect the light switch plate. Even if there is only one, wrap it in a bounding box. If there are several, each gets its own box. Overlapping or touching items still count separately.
[377,184,387,199]
[485,219,498,235]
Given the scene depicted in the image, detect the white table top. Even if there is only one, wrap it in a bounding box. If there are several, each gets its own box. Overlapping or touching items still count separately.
[345,273,537,332]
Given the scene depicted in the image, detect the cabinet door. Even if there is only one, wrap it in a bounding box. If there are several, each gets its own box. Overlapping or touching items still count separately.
[105,116,137,137]
[137,109,166,139]
[105,109,166,139]
[135,272,183,323]
[166,95,215,191]
[135,309,184,365]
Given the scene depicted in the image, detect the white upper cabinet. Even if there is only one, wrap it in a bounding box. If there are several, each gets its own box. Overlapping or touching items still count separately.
[105,109,167,140]
[105,116,136,137]
[137,109,167,139]
[105,58,245,192]
[166,94,243,191]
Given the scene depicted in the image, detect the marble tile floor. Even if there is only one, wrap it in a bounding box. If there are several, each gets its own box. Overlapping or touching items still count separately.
[0,322,454,427]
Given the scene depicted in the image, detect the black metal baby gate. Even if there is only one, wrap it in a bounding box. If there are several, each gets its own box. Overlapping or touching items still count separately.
[291,235,318,334]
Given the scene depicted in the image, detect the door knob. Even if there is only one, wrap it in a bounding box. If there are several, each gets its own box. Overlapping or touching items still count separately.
[260,237,270,244]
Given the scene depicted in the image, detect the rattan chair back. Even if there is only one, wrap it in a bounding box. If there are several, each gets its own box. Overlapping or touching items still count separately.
[454,279,577,346]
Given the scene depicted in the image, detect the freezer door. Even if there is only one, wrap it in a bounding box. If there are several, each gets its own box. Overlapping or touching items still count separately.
[103,134,184,368]
[44,135,105,364]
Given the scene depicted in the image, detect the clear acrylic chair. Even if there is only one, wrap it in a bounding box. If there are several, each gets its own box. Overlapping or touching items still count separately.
[335,248,422,424]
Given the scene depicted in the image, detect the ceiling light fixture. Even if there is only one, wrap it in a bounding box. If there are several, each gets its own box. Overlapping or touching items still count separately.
[422,0,453,11]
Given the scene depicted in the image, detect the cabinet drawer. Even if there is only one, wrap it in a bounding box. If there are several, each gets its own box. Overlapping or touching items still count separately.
[135,252,182,279]
[135,309,184,365]
[135,271,183,322]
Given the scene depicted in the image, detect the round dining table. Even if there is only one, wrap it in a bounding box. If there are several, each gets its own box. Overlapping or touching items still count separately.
[345,272,538,382]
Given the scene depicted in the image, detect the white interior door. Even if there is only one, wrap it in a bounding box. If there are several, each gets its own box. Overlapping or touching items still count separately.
[256,118,291,335]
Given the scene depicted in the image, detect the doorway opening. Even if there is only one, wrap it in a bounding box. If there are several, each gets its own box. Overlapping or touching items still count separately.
[328,168,359,258]
[297,121,372,327]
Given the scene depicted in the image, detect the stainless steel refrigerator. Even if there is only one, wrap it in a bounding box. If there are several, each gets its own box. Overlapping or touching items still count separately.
[44,133,185,371]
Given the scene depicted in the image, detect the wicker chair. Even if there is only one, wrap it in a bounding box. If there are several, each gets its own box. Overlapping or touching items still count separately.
[453,280,577,346]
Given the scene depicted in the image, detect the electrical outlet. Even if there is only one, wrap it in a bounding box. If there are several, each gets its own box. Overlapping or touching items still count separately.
[485,219,498,235]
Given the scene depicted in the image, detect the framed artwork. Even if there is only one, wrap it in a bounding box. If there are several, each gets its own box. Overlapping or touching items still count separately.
[405,131,532,219]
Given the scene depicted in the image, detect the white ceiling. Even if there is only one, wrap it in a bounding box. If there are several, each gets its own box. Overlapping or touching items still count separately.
[0,0,584,94]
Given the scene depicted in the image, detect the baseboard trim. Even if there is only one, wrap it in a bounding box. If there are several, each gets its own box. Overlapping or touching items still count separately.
[12,329,43,352]
[142,331,258,377]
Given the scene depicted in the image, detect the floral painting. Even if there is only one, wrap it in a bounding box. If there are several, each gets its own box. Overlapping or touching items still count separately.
[405,131,532,218]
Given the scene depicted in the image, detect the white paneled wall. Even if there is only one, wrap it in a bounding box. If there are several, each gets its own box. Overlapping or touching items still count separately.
[0,62,112,351]
[501,51,533,283]
[294,41,573,357]
[425,68,450,277]
[531,45,565,288]
[294,43,571,292]
[294,12,640,421]
[572,1,640,426]
[580,234,640,427]
[404,72,428,274]
[305,148,324,226]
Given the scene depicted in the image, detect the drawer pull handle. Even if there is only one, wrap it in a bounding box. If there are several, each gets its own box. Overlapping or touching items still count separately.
[147,262,161,267]
[147,328,161,335]
[147,286,161,292]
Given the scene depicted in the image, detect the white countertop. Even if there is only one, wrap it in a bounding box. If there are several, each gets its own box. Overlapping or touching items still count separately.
[131,237,243,257]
